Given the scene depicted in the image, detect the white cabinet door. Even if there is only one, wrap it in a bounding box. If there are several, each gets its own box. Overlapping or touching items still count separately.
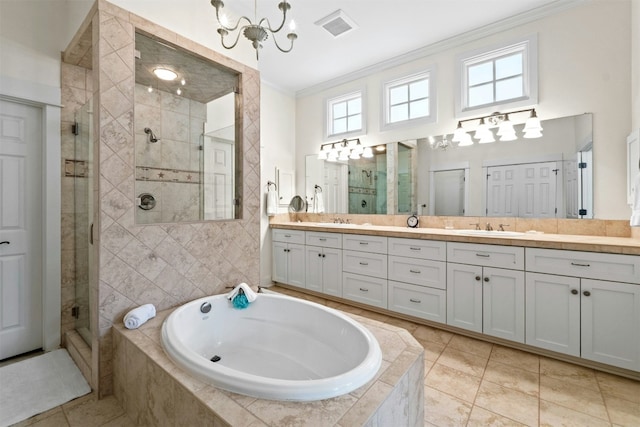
[447,263,483,333]
[287,244,306,288]
[581,279,640,371]
[272,241,289,284]
[305,246,323,292]
[525,272,580,356]
[272,241,305,288]
[321,247,342,297]
[483,267,525,343]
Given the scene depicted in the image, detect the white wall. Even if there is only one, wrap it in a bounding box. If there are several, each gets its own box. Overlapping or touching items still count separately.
[295,0,633,219]
[633,0,640,131]
[260,83,296,285]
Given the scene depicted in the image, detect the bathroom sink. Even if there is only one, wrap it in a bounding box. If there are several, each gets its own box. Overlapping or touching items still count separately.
[452,229,524,237]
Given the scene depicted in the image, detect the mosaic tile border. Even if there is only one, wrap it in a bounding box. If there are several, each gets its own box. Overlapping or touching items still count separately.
[135,166,201,184]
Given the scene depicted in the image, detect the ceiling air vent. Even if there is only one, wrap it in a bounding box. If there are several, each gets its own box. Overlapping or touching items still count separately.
[314,9,358,38]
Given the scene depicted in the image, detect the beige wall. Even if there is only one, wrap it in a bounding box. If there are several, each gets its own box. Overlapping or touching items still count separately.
[295,0,633,219]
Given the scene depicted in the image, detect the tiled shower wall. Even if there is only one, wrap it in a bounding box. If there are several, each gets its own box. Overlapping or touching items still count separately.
[62,0,261,396]
[134,83,205,224]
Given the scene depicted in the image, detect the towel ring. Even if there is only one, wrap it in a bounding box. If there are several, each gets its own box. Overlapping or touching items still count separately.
[314,184,323,193]
[267,180,277,190]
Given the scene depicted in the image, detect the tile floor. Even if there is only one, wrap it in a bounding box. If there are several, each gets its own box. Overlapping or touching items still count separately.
[10,285,640,427]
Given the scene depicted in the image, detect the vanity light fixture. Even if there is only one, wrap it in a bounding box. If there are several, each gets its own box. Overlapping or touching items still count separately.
[210,0,298,60]
[452,108,543,145]
[319,138,373,161]
[429,136,454,151]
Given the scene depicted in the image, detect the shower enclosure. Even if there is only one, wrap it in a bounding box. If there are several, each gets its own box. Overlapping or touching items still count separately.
[72,99,93,347]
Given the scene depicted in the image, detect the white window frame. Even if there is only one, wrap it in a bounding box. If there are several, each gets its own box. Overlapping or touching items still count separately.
[455,34,538,118]
[381,67,437,130]
[325,89,365,139]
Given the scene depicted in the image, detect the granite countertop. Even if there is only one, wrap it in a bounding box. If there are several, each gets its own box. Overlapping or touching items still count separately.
[270,222,640,255]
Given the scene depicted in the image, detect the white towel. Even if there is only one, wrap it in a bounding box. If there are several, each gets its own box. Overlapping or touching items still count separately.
[315,191,325,213]
[267,187,278,216]
[631,173,640,226]
[123,303,156,329]
[226,282,258,303]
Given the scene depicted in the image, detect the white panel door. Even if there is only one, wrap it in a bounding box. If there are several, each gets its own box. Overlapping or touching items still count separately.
[0,99,43,360]
[204,138,233,220]
[486,165,518,217]
[520,161,557,218]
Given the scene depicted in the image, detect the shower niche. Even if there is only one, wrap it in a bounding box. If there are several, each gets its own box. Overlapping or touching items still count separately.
[134,32,242,223]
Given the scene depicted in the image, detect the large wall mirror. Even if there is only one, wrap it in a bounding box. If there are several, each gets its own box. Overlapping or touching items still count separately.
[134,32,241,224]
[306,113,593,219]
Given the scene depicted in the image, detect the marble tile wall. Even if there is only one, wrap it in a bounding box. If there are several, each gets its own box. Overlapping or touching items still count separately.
[134,83,205,224]
[60,0,261,397]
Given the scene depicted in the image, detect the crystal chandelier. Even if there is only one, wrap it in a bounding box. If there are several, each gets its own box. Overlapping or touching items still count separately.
[210,0,298,60]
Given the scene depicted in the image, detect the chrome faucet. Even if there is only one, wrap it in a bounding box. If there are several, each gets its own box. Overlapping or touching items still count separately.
[485,223,493,231]
[334,217,344,224]
[470,222,481,230]
[498,223,510,231]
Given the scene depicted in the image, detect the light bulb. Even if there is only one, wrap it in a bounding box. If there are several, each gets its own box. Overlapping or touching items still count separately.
[362,147,374,158]
[176,88,182,95]
[153,68,178,81]
[147,85,153,93]
[181,78,186,86]
[457,133,474,147]
[289,19,296,33]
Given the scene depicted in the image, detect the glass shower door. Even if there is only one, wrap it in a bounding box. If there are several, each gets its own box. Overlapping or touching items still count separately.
[73,98,93,347]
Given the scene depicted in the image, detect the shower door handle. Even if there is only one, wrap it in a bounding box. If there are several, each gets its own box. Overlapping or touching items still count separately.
[89,223,93,245]
[0,241,9,245]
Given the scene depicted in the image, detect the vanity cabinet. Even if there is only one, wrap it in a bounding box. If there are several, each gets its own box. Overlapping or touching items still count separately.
[305,232,342,297]
[526,248,640,371]
[447,243,525,343]
[272,229,306,288]
[342,235,388,308]
[388,238,447,323]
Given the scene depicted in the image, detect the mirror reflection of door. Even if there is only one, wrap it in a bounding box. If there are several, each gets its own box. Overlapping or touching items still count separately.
[486,161,558,218]
[433,169,465,216]
[204,135,234,220]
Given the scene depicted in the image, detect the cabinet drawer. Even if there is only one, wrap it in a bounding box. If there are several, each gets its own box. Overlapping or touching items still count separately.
[272,229,305,244]
[526,248,640,284]
[306,231,342,249]
[388,238,446,261]
[343,272,387,309]
[388,281,446,323]
[388,256,446,289]
[342,234,387,254]
[343,251,388,278]
[447,242,524,270]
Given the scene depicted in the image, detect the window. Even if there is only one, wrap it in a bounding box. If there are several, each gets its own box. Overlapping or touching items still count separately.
[457,35,537,115]
[326,91,363,138]
[383,70,436,128]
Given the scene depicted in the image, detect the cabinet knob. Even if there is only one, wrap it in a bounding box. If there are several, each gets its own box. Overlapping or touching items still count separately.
[322,254,326,258]
[583,290,591,297]
[318,253,322,257]
[475,276,481,281]
[571,289,578,295]
[484,277,489,282]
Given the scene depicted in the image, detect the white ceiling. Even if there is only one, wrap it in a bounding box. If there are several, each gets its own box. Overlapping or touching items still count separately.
[225,0,565,95]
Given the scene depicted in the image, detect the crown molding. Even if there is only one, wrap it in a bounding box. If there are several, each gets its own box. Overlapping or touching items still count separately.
[295,0,586,99]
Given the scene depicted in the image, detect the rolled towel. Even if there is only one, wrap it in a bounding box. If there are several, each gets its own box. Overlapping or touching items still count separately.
[226,283,258,303]
[123,303,156,329]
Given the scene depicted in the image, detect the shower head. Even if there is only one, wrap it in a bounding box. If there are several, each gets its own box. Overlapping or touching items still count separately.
[144,127,159,143]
